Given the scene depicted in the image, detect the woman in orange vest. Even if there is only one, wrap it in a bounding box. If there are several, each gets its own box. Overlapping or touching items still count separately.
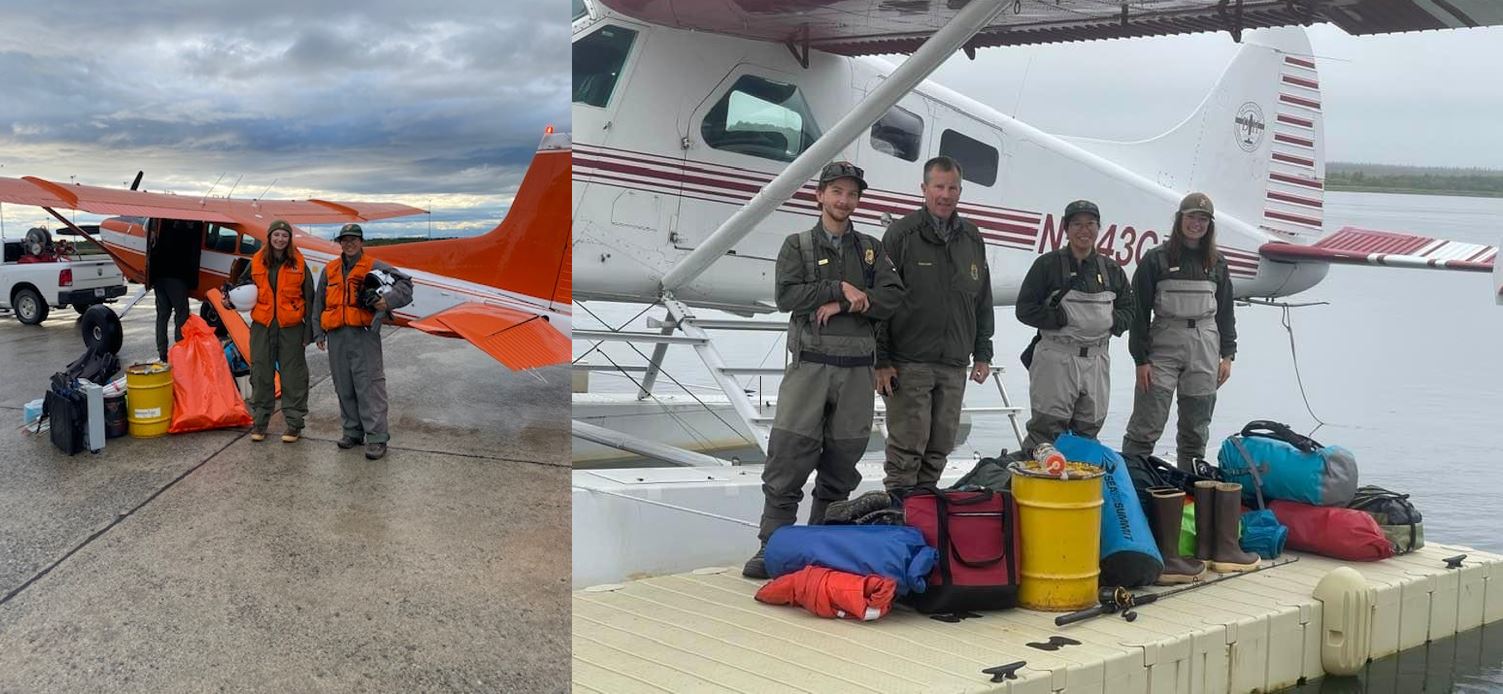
[239,219,315,442]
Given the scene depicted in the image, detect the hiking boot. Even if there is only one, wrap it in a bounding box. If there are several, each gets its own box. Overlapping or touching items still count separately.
[1209,482,1260,573]
[281,429,301,443]
[742,546,768,580]
[250,428,267,443]
[808,499,831,525]
[1148,486,1205,585]
[365,442,387,460]
[823,490,893,524]
[336,436,361,450]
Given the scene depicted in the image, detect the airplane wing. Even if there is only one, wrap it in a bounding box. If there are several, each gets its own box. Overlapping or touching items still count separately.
[595,0,1503,54]
[0,176,424,225]
[407,302,570,371]
[1259,227,1497,272]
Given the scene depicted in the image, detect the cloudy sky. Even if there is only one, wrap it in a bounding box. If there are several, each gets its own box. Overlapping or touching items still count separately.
[929,23,1502,170]
[0,0,570,239]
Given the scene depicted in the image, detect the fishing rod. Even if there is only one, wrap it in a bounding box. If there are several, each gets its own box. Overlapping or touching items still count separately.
[1055,556,1300,627]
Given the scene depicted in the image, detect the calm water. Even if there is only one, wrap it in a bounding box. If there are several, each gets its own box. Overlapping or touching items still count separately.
[576,192,1503,690]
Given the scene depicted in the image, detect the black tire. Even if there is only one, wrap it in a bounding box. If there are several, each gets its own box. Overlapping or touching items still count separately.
[13,286,48,325]
[81,305,124,354]
[199,299,228,338]
[72,302,92,315]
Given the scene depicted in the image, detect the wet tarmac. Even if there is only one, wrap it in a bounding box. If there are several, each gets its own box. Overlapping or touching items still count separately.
[0,289,569,692]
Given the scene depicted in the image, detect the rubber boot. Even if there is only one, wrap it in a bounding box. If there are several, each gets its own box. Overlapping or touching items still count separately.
[808,499,832,526]
[1193,481,1216,562]
[1210,482,1260,573]
[742,545,769,580]
[1148,487,1206,585]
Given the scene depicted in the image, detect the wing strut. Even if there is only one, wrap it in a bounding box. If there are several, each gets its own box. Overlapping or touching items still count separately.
[658,0,1009,293]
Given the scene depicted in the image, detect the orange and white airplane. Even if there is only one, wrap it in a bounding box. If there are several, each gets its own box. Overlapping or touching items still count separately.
[0,131,572,371]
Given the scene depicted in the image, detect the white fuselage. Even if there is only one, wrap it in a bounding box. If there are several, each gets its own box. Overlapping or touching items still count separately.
[571,7,1329,311]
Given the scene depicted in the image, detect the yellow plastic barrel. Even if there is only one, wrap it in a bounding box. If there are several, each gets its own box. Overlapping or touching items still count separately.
[1010,462,1106,611]
[126,362,174,438]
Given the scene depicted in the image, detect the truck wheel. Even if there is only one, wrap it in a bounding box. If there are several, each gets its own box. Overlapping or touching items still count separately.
[14,287,48,325]
[81,305,124,354]
[73,302,93,315]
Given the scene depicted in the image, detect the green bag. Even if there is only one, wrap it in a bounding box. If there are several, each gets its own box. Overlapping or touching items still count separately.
[1177,501,1242,557]
[1348,485,1424,554]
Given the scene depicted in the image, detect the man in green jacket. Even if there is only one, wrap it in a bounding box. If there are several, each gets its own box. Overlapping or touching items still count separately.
[743,162,905,579]
[1015,200,1134,452]
[874,156,994,490]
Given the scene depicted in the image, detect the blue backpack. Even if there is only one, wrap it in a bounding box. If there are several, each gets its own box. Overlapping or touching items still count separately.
[1218,421,1358,507]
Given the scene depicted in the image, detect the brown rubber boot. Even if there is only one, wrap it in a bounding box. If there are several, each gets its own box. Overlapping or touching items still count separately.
[1148,487,1206,585]
[1210,482,1260,573]
[1193,481,1217,562]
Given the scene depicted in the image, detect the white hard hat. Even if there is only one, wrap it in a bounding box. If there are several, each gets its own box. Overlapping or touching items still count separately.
[227,284,258,310]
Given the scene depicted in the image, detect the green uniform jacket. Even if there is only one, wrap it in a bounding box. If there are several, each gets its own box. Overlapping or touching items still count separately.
[776,222,905,359]
[876,209,995,369]
[1128,244,1237,365]
[1016,248,1134,335]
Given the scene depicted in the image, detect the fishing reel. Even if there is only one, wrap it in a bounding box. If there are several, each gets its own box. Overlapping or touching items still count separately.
[1096,586,1143,622]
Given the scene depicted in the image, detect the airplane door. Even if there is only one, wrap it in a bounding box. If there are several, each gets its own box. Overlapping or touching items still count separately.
[571,21,681,247]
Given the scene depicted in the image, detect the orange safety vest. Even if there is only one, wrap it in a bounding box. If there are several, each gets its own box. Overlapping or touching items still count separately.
[320,254,376,331]
[250,246,308,328]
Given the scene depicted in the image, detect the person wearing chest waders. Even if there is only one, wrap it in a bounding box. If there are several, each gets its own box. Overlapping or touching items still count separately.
[742,162,905,580]
[1015,200,1134,452]
[311,224,414,461]
[1121,193,1237,470]
[226,219,315,443]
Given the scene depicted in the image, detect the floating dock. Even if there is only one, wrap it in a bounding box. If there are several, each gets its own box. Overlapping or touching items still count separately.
[573,543,1502,693]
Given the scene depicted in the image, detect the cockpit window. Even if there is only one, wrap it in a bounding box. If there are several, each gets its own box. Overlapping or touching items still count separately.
[573,25,637,108]
[572,0,588,21]
[701,75,822,163]
[871,105,923,162]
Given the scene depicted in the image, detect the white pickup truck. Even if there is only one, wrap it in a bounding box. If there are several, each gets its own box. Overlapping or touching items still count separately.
[1,232,128,325]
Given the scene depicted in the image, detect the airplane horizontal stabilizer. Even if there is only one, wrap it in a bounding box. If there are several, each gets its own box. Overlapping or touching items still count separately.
[408,302,569,371]
[1259,226,1497,273]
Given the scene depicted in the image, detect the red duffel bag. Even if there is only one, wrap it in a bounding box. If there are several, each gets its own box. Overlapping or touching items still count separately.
[1269,500,1394,561]
[902,487,1021,613]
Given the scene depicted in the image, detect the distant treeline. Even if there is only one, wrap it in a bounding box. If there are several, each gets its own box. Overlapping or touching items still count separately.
[1326,162,1503,198]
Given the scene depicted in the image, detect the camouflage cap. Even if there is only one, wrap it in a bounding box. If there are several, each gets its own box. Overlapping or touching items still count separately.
[818,161,867,192]
[336,223,364,240]
[1179,192,1215,218]
[1062,199,1100,223]
[266,219,293,235]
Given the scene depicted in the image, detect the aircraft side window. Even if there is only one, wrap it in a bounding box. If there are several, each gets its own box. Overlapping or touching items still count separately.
[572,0,588,21]
[239,233,262,255]
[203,224,223,251]
[939,129,998,187]
[573,25,637,108]
[701,75,822,163]
[870,105,923,162]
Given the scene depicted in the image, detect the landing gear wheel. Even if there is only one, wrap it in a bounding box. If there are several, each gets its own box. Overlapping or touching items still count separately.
[81,305,124,354]
[14,287,48,325]
[199,299,228,338]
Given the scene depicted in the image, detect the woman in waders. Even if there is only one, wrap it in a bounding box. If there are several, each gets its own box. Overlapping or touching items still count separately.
[1123,193,1257,582]
[228,219,315,443]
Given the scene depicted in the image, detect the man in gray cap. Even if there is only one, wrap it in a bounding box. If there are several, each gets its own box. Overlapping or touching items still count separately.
[743,161,905,579]
[1015,200,1133,452]
[311,223,414,460]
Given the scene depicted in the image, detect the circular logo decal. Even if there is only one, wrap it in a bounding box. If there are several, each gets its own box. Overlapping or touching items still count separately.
[1234,102,1266,152]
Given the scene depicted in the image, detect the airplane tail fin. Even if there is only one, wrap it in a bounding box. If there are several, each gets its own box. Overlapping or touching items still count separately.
[369,132,572,308]
[1069,27,1324,240]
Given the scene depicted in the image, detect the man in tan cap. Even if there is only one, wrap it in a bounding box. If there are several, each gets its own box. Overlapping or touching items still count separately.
[311,223,413,460]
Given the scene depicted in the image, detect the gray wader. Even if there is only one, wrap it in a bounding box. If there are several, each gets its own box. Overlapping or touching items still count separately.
[1022,287,1116,450]
[881,362,967,489]
[1122,277,1220,465]
[153,276,190,360]
[326,326,390,444]
[249,322,310,430]
[758,360,873,543]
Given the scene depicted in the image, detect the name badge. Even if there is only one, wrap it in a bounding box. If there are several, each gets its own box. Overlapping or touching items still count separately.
[817,258,830,265]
